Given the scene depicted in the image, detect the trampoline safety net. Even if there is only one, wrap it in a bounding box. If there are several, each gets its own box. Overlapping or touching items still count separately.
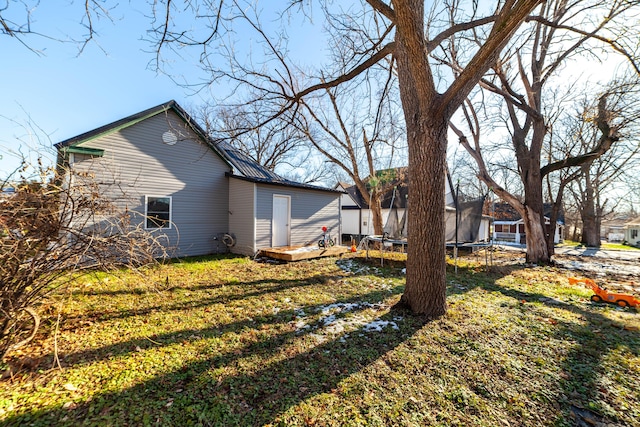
[380,188,485,244]
[445,196,486,243]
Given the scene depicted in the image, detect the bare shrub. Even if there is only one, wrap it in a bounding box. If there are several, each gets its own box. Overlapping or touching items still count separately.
[0,165,169,359]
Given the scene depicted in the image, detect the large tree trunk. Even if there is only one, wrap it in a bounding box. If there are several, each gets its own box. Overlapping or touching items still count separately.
[369,192,385,235]
[402,120,448,317]
[354,181,385,235]
[523,205,548,263]
[521,166,550,263]
[516,118,550,264]
[394,0,447,317]
[581,210,599,247]
[580,166,601,247]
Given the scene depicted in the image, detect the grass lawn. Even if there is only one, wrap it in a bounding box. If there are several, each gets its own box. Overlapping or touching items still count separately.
[1,253,638,426]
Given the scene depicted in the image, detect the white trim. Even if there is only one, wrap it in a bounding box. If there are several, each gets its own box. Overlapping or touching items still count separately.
[252,183,257,254]
[144,195,173,230]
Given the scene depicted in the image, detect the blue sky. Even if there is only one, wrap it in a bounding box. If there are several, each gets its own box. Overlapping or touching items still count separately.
[0,2,190,178]
[1,2,626,185]
[0,2,327,180]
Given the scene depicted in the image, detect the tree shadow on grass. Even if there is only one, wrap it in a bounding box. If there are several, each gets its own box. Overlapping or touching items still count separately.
[4,273,422,426]
[7,259,638,426]
[59,274,340,326]
[449,262,639,426]
[45,280,405,370]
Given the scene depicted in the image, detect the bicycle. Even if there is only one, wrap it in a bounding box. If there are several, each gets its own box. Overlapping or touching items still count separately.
[318,226,335,248]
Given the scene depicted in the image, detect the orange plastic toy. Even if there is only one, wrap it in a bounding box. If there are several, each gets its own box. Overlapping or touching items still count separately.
[568,277,640,308]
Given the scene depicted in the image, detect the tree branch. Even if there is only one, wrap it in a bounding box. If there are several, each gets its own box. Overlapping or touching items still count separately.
[439,0,543,118]
[365,0,395,22]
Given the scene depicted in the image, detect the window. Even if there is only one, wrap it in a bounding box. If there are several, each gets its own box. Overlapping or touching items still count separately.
[145,196,172,229]
[632,229,638,239]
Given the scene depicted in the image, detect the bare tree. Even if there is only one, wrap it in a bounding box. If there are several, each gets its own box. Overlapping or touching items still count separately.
[195,103,332,184]
[140,1,542,317]
[290,76,407,236]
[0,1,114,54]
[563,79,640,247]
[2,1,546,316]
[449,0,640,262]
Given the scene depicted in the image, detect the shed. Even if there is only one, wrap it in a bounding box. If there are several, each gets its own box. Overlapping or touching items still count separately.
[221,143,344,256]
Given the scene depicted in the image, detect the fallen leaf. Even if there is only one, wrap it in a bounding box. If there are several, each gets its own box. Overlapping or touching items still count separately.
[63,383,78,392]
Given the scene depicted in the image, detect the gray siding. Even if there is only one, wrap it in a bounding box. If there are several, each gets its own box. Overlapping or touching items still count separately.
[255,185,340,249]
[68,111,230,257]
[228,178,257,256]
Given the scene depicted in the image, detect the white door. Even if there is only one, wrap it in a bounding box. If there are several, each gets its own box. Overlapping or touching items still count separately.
[272,195,290,247]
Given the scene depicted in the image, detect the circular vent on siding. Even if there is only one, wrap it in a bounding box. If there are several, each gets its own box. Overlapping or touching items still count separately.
[162,131,178,145]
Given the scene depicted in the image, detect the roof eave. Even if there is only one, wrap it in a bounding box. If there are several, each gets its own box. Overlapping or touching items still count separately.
[226,173,344,194]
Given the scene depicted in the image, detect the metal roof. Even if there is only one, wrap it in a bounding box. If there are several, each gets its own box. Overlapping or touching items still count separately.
[219,143,343,194]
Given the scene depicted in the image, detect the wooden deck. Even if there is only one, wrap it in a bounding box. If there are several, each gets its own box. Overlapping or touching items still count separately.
[259,245,349,261]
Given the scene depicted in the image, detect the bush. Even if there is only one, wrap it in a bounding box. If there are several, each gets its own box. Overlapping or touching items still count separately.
[0,169,168,359]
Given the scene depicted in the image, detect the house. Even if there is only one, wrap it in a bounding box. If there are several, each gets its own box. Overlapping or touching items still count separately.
[335,173,417,240]
[492,202,564,245]
[221,143,344,256]
[55,101,342,258]
[335,167,437,241]
[337,168,491,243]
[601,214,633,243]
[624,218,640,247]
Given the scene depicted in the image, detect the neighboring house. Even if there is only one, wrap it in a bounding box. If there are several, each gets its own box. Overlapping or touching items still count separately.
[335,167,445,240]
[337,169,491,243]
[55,100,342,258]
[624,218,640,247]
[335,175,417,240]
[601,215,632,243]
[492,202,564,245]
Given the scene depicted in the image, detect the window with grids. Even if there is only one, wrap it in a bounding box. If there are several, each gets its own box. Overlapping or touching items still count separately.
[145,196,172,229]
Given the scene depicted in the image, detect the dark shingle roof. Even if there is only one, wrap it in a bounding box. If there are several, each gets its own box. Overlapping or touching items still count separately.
[341,166,450,209]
